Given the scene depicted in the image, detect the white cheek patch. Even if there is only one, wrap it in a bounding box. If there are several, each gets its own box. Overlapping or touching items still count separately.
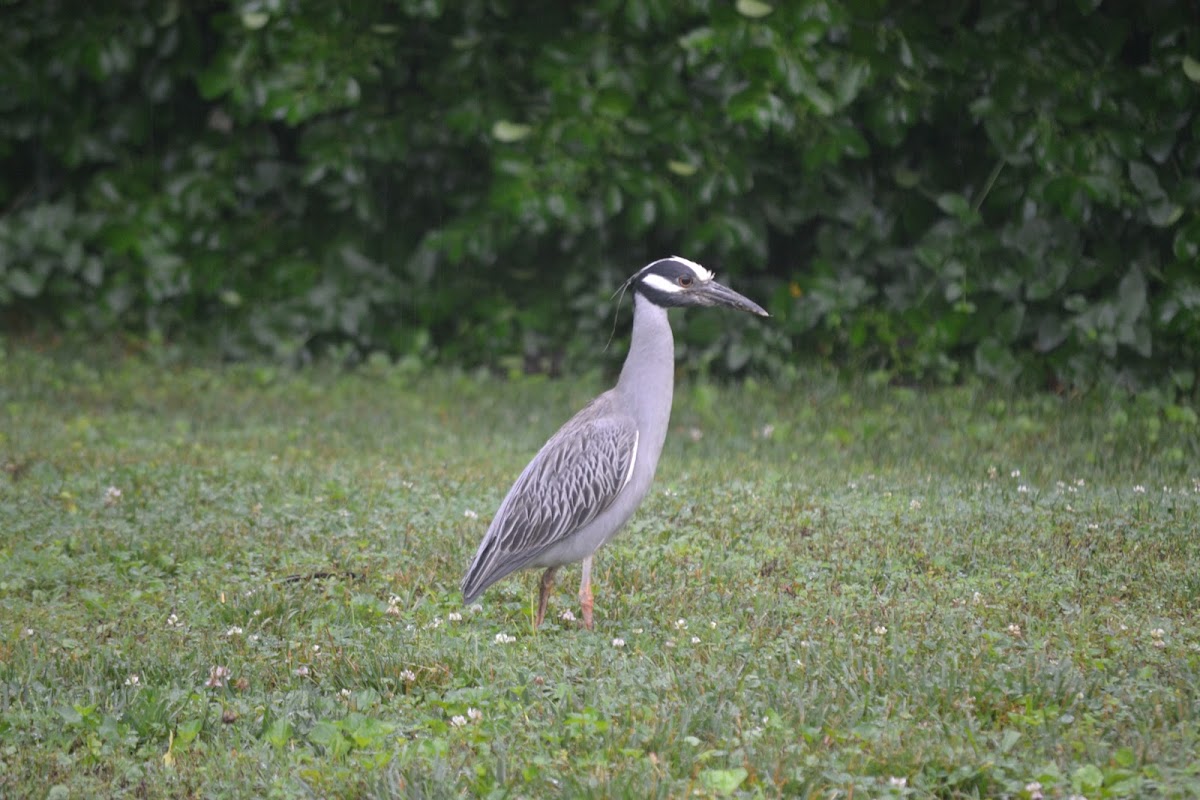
[641,273,686,294]
[670,255,714,282]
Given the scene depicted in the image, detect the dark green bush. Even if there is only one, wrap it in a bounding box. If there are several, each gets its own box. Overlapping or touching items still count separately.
[1,1,1196,389]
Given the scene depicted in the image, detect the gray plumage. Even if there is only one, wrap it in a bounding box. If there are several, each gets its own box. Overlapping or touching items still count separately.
[461,256,767,627]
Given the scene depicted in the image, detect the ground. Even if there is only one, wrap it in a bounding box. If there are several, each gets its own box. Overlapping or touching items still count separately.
[1,346,1198,798]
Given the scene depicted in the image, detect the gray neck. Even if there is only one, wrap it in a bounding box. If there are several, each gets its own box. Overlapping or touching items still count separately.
[616,293,676,454]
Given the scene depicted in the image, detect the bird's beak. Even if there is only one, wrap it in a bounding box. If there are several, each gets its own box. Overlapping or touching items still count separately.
[700,280,770,317]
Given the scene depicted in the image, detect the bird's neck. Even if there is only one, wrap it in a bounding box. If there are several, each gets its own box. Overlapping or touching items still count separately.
[617,293,676,437]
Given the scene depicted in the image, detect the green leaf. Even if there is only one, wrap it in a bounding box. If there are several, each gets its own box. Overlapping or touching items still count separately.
[677,27,716,53]
[7,269,43,298]
[1116,268,1147,324]
[698,767,749,795]
[241,11,269,30]
[1128,162,1164,200]
[936,193,971,218]
[667,160,698,177]
[491,120,532,143]
[1173,220,1200,261]
[834,62,870,108]
[175,718,203,747]
[974,338,1022,383]
[1072,764,1104,795]
[1146,201,1183,228]
[735,0,773,18]
[1183,55,1200,84]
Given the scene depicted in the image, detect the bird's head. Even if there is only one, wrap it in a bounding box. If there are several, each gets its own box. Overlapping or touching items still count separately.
[627,256,769,317]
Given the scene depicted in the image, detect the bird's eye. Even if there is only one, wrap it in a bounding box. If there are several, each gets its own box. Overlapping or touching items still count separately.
[678,275,694,288]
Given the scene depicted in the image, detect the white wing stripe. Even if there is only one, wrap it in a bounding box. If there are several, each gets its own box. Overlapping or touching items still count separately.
[622,430,639,490]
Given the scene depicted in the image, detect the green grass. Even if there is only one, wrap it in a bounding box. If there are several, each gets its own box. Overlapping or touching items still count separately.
[2,345,1198,798]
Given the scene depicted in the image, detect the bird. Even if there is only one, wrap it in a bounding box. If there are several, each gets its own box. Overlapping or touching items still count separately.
[460,256,768,629]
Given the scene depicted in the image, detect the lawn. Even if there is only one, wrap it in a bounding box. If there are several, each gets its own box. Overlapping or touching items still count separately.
[1,345,1198,798]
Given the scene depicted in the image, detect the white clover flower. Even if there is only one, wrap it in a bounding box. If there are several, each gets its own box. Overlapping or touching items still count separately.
[23,628,34,637]
[909,498,922,510]
[448,612,462,622]
[312,644,321,653]
[1025,781,1044,800]
[612,637,625,648]
[294,665,310,677]
[494,633,516,645]
[709,621,717,629]
[690,636,701,644]
[1011,469,1021,478]
[972,591,983,605]
[450,715,467,728]
[799,639,811,648]
[632,627,644,634]
[464,509,478,519]
[205,665,231,688]
[166,613,181,628]
[1007,623,1022,636]
[467,707,483,723]
[688,427,703,442]
[665,640,675,648]
[400,669,416,682]
[469,603,483,614]
[1017,484,1029,493]
[873,625,888,636]
[225,626,244,637]
[340,688,352,697]
[987,466,998,479]
[674,619,688,630]
[1133,484,1146,494]
[248,634,260,642]
[124,674,140,687]
[888,776,907,788]
[104,486,122,506]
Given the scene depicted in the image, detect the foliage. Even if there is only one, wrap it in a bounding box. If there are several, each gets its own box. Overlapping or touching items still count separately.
[1,349,1198,797]
[0,1,1197,387]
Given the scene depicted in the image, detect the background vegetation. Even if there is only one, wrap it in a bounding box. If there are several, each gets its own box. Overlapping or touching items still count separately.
[1,0,1198,388]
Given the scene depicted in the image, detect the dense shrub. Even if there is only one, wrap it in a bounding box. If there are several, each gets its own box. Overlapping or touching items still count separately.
[1,1,1197,389]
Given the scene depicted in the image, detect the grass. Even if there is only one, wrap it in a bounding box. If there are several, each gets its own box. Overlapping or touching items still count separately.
[1,344,1198,798]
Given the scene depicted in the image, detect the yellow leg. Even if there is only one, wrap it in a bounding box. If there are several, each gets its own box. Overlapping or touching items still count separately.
[535,566,558,628]
[579,556,594,630]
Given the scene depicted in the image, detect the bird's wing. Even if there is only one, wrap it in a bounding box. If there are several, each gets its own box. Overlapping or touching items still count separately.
[461,401,639,601]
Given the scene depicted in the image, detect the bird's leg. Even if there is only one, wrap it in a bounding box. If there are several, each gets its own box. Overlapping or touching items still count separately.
[535,566,559,628]
[579,555,594,630]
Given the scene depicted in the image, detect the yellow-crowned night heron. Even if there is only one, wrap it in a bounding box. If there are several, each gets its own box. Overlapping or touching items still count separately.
[461,257,768,628]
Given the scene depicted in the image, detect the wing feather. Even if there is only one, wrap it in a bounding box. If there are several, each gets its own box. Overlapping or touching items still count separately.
[461,401,638,601]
